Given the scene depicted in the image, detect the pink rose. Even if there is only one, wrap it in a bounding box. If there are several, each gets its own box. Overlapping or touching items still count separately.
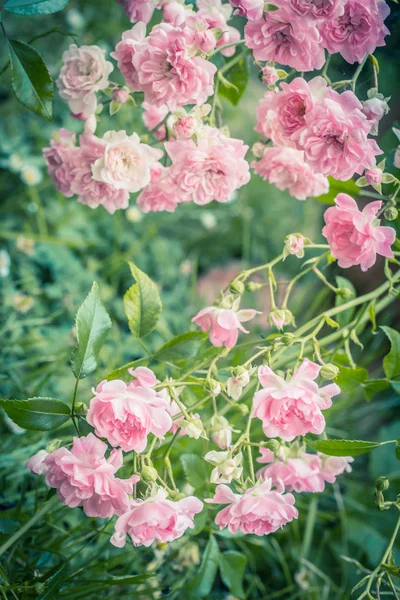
[111,23,147,92]
[320,0,390,64]
[137,163,190,213]
[362,96,389,136]
[26,449,49,475]
[365,167,383,185]
[244,9,325,71]
[288,0,344,20]
[322,193,395,271]
[87,379,173,452]
[262,66,279,87]
[206,480,298,535]
[43,129,78,197]
[256,448,326,493]
[39,434,138,518]
[173,116,197,138]
[91,130,163,193]
[192,305,259,348]
[318,454,354,483]
[142,102,169,140]
[112,89,130,104]
[117,0,162,23]
[57,44,113,118]
[253,146,329,200]
[196,1,240,57]
[163,0,194,23]
[252,359,340,441]
[284,233,305,258]
[165,126,250,205]
[110,488,203,547]
[229,0,264,20]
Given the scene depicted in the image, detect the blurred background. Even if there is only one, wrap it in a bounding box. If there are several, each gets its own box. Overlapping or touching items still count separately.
[1,1,400,598]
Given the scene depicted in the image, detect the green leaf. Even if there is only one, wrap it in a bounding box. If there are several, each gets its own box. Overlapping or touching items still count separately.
[218,57,248,106]
[362,379,389,401]
[316,177,360,205]
[123,262,162,338]
[306,437,382,456]
[155,332,207,363]
[180,454,208,489]
[8,40,53,119]
[219,551,247,599]
[71,282,112,379]
[0,397,70,430]
[336,366,368,393]
[335,276,356,327]
[4,0,69,15]
[189,535,220,597]
[382,326,400,379]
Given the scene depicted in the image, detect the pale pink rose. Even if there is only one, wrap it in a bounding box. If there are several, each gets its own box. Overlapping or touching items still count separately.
[128,366,160,388]
[257,448,326,493]
[322,194,395,271]
[229,0,264,20]
[112,89,130,104]
[294,90,382,180]
[165,127,250,205]
[262,66,279,87]
[253,146,329,200]
[227,369,251,400]
[41,434,138,518]
[91,130,163,193]
[183,14,218,53]
[163,0,194,23]
[206,479,298,535]
[395,149,400,170]
[288,0,344,19]
[87,379,173,452]
[57,44,113,118]
[196,0,240,57]
[173,116,197,138]
[43,129,78,197]
[211,415,233,449]
[70,134,130,214]
[137,163,189,213]
[318,454,354,483]
[111,23,147,91]
[244,9,325,71]
[192,305,259,348]
[252,359,340,441]
[255,77,327,147]
[117,0,162,23]
[365,167,383,185]
[268,309,288,330]
[321,0,390,64]
[26,449,49,475]
[362,96,389,136]
[111,488,203,547]
[285,233,305,258]
[205,450,243,483]
[142,102,169,140]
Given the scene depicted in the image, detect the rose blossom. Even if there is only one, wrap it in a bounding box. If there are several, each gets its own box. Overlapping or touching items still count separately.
[137,163,189,213]
[205,450,243,484]
[288,0,344,20]
[91,130,163,193]
[111,488,203,547]
[227,368,251,400]
[206,479,298,535]
[322,193,395,271]
[57,44,113,118]
[43,129,78,197]
[211,415,233,449]
[87,379,173,452]
[229,0,264,20]
[294,90,382,180]
[256,448,326,493]
[117,0,162,23]
[111,23,147,91]
[365,167,383,185]
[284,233,305,258]
[244,8,325,71]
[165,127,250,205]
[319,454,354,482]
[70,134,130,214]
[27,434,139,518]
[142,102,169,140]
[321,0,390,64]
[196,0,241,57]
[192,305,259,348]
[362,95,389,136]
[252,359,340,441]
[253,147,329,200]
[262,66,279,87]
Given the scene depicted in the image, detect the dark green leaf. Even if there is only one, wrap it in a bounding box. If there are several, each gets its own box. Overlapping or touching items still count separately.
[336,366,368,393]
[8,40,53,119]
[219,551,247,598]
[218,56,248,106]
[123,262,162,338]
[306,437,382,456]
[0,397,70,430]
[155,332,207,362]
[180,454,208,489]
[316,177,360,205]
[38,563,69,600]
[362,379,389,401]
[4,0,69,15]
[71,282,112,379]
[189,535,219,597]
[382,326,400,379]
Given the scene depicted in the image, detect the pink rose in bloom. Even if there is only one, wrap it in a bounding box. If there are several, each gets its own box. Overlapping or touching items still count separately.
[253,147,329,201]
[229,0,264,21]
[262,66,279,87]
[112,89,130,104]
[128,366,160,388]
[256,448,326,493]
[183,14,218,53]
[163,1,194,24]
[362,96,389,135]
[35,434,139,518]
[173,116,197,138]
[365,167,383,185]
[57,44,113,118]
[321,0,390,64]
[252,359,340,441]
[137,163,189,213]
[284,233,305,258]
[196,0,241,57]
[244,9,325,71]
[91,130,163,193]
[165,127,250,205]
[26,450,49,475]
[322,194,395,271]
[111,23,147,92]
[255,77,327,147]
[111,488,203,547]
[87,379,173,452]
[70,134,130,214]
[142,102,169,140]
[294,90,382,180]
[288,0,344,20]
[319,454,354,483]
[117,0,162,23]
[43,129,78,197]
[192,305,259,348]
[206,480,298,535]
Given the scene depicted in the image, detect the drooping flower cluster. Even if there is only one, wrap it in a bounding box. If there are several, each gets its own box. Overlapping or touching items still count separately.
[192,303,259,348]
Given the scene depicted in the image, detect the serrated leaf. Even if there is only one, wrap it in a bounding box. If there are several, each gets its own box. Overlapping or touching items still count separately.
[155,331,207,363]
[8,40,53,119]
[306,437,382,456]
[0,397,70,430]
[71,282,112,379]
[4,0,69,15]
[218,57,248,106]
[180,454,208,489]
[188,536,219,597]
[219,551,247,598]
[123,262,162,338]
[382,326,400,379]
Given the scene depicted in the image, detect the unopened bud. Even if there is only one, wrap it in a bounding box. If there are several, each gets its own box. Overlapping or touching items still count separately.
[229,280,245,295]
[211,415,232,449]
[46,439,62,453]
[74,402,88,416]
[336,287,353,299]
[245,281,263,292]
[376,476,390,492]
[207,378,222,397]
[236,403,249,415]
[280,332,297,346]
[384,206,398,221]
[252,142,265,158]
[263,439,281,453]
[320,363,340,380]
[141,465,158,482]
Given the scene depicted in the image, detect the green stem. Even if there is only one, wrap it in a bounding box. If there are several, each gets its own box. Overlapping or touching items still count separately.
[71,378,80,436]
[210,39,245,57]
[352,55,368,92]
